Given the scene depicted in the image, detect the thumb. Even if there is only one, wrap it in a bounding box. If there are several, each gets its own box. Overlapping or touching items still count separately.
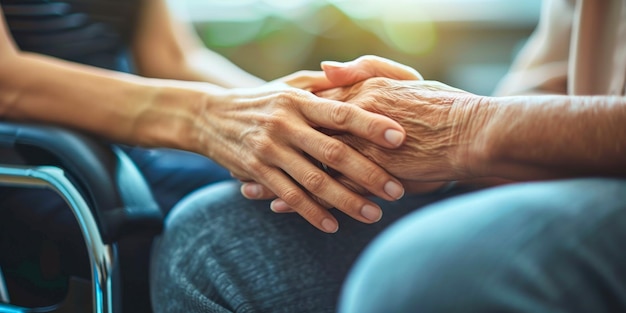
[321,55,423,87]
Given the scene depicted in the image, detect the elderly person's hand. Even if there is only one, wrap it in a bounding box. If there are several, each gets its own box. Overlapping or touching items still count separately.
[317,79,480,186]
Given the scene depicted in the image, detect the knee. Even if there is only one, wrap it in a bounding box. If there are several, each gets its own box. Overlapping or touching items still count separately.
[338,200,504,313]
[150,180,253,311]
[339,178,626,313]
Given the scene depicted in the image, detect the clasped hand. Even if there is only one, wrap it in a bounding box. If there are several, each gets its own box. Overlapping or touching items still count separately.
[318,78,478,189]
[194,56,431,233]
[238,57,482,231]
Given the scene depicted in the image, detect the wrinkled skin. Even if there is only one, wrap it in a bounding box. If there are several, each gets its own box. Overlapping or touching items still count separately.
[317,78,478,188]
[238,57,482,225]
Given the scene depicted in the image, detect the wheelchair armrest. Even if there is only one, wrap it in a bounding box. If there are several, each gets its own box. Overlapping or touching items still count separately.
[0,121,163,243]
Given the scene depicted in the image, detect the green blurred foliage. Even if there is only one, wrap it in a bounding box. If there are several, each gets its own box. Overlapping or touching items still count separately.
[192,2,538,95]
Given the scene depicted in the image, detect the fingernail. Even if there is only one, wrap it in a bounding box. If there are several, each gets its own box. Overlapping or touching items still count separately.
[321,218,339,233]
[384,129,404,147]
[384,181,405,200]
[271,199,290,212]
[361,204,382,222]
[241,183,261,198]
[321,60,348,68]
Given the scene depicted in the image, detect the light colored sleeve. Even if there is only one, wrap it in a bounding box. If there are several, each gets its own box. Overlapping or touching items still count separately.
[493,0,575,96]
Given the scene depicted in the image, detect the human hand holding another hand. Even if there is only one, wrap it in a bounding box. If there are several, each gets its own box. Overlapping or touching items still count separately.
[241,76,490,211]
[240,56,462,217]
[181,74,411,233]
[243,69,488,208]
[316,79,484,188]
[225,56,428,231]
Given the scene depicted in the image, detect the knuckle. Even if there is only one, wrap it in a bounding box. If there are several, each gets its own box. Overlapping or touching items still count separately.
[301,170,326,194]
[358,55,376,68]
[355,54,375,64]
[277,187,327,224]
[273,92,296,110]
[245,159,270,177]
[363,76,390,89]
[322,140,348,164]
[274,91,312,113]
[362,164,387,187]
[246,135,275,155]
[298,206,324,226]
[266,116,288,133]
[363,113,392,136]
[364,115,387,135]
[334,194,359,212]
[279,187,305,207]
[329,103,353,127]
[282,89,309,101]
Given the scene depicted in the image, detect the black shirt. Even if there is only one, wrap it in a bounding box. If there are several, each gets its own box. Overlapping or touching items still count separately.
[1,0,143,71]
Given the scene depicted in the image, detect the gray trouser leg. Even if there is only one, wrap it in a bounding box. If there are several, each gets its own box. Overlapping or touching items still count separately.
[150,181,471,313]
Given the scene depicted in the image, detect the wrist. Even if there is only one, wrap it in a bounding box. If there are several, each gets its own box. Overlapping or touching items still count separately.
[448,94,496,179]
[130,80,211,152]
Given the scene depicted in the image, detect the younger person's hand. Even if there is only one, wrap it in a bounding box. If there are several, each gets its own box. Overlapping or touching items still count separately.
[188,82,406,233]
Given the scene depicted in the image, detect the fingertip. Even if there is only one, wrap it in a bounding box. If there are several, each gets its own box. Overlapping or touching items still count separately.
[321,218,339,233]
[321,62,343,81]
[355,55,423,81]
[384,180,405,200]
[270,199,291,213]
[241,183,262,199]
[321,60,348,69]
[384,128,405,147]
[321,61,358,86]
[413,70,424,80]
[361,204,383,223]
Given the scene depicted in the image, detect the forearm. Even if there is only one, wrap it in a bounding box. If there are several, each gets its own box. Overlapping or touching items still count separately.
[0,51,209,150]
[149,48,265,88]
[131,0,264,87]
[467,95,626,180]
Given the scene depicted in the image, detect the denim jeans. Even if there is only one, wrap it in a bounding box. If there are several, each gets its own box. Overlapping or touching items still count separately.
[151,178,626,313]
[339,178,626,313]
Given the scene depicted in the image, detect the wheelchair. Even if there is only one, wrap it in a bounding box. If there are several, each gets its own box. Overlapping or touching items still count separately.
[0,122,163,313]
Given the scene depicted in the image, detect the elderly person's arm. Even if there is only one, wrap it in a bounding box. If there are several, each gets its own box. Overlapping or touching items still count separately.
[243,76,625,215]
[318,79,626,184]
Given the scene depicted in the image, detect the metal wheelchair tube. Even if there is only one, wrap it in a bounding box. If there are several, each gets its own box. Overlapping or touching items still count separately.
[0,266,9,304]
[0,165,117,313]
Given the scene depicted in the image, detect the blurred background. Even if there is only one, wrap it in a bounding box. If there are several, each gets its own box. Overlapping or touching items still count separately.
[166,0,542,96]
